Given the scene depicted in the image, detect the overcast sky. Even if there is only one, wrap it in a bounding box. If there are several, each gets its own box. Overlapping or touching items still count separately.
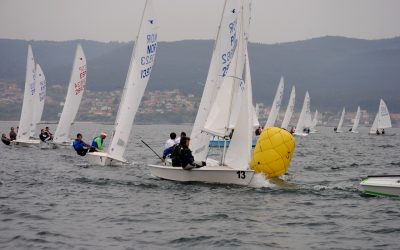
[1,0,399,44]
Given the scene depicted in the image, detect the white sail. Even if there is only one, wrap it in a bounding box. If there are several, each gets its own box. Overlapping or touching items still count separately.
[17,45,36,141]
[336,107,345,132]
[294,91,309,135]
[370,112,379,134]
[225,47,252,170]
[264,77,284,128]
[30,64,46,137]
[54,44,87,143]
[106,0,158,162]
[310,110,318,131]
[190,0,239,161]
[378,99,392,129]
[351,106,361,132]
[252,104,260,128]
[281,86,295,130]
[203,7,245,138]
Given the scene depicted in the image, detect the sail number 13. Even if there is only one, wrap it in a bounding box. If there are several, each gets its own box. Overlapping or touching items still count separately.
[236,171,246,179]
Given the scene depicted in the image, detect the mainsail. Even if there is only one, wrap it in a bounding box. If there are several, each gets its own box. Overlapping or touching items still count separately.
[106,0,158,161]
[225,47,253,170]
[17,45,36,141]
[370,99,392,133]
[203,4,245,138]
[294,91,310,135]
[54,44,87,143]
[264,77,284,128]
[30,64,46,137]
[351,106,361,133]
[336,107,345,132]
[281,86,295,130]
[191,0,240,161]
[310,110,318,132]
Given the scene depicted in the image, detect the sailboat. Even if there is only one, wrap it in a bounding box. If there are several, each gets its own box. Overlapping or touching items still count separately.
[309,110,318,133]
[149,0,256,185]
[369,99,392,135]
[294,91,310,137]
[15,45,47,146]
[281,86,295,130]
[335,107,345,133]
[264,77,284,128]
[86,0,158,165]
[52,44,87,147]
[350,106,360,133]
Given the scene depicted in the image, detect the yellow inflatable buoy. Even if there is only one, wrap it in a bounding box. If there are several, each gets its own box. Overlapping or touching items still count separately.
[250,127,296,178]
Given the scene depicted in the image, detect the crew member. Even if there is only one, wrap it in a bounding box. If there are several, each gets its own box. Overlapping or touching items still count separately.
[92,132,107,151]
[9,127,17,141]
[171,136,205,170]
[73,133,94,156]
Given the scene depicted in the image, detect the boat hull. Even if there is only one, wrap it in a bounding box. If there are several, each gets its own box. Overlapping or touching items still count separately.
[86,152,129,166]
[360,175,400,197]
[12,139,40,147]
[293,133,308,137]
[148,164,255,186]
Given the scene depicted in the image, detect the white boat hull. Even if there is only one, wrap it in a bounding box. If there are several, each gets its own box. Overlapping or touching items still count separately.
[293,133,308,137]
[12,139,40,147]
[148,164,255,186]
[86,152,129,166]
[360,175,400,197]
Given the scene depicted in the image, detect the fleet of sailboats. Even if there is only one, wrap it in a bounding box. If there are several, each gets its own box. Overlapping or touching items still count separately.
[2,0,397,197]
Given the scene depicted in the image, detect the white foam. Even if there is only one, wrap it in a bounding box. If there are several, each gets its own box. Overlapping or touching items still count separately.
[248,173,276,188]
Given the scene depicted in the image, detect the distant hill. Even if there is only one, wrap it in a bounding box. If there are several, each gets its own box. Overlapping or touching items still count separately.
[0,36,399,112]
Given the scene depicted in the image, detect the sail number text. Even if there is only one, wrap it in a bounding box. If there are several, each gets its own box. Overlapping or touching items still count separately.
[236,171,246,179]
[140,33,157,79]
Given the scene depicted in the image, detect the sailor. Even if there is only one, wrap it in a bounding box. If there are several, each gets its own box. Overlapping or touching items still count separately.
[73,133,94,156]
[92,132,107,151]
[175,131,186,144]
[39,129,50,142]
[382,129,385,135]
[162,132,177,160]
[1,133,11,145]
[171,136,205,170]
[290,127,295,134]
[45,127,53,140]
[334,127,337,132]
[9,127,17,141]
[255,126,262,136]
[349,128,352,132]
[376,129,380,135]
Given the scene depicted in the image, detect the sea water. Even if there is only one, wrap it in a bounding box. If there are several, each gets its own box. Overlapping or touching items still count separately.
[0,122,399,249]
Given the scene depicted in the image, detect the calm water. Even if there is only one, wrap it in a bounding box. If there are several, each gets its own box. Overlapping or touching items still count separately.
[0,122,399,250]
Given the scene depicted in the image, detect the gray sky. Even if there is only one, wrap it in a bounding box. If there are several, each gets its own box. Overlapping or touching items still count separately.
[1,0,399,44]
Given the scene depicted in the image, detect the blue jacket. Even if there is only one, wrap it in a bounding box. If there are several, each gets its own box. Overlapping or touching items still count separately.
[73,139,89,151]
